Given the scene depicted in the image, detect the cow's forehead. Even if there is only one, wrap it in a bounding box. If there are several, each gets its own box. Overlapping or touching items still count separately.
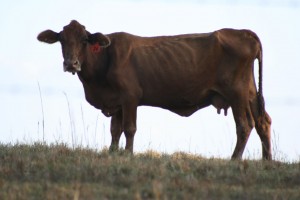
[62,20,86,37]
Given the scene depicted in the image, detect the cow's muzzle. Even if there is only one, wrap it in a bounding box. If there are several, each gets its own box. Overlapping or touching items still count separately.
[63,59,81,75]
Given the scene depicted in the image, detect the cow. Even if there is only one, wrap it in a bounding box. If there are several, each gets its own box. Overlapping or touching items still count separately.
[37,20,272,160]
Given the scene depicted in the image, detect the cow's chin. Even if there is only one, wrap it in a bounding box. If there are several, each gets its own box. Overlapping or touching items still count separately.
[63,66,81,75]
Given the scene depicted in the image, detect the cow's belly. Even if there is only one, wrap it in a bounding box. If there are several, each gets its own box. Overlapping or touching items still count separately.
[140,88,212,116]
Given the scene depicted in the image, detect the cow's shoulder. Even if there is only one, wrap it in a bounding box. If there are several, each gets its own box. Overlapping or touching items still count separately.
[108,32,142,47]
[105,32,142,94]
[107,32,139,59]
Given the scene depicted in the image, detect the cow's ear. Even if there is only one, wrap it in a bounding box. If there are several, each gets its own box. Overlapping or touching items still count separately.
[88,32,111,48]
[37,30,59,44]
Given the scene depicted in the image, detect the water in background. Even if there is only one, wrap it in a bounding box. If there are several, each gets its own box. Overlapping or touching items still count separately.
[0,0,299,161]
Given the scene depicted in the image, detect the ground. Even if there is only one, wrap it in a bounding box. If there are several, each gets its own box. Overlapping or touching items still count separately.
[0,143,299,200]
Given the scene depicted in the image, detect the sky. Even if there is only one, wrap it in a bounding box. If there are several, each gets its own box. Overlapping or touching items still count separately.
[0,0,300,161]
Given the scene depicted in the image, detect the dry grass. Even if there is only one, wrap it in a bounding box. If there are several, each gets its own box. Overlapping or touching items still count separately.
[0,143,299,200]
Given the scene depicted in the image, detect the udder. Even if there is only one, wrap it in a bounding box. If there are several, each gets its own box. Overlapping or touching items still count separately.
[211,95,230,116]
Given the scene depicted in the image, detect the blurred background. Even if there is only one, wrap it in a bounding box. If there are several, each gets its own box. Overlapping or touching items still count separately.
[0,0,299,161]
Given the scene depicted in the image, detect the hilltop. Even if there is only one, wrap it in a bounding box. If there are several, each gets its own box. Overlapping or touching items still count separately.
[0,143,299,200]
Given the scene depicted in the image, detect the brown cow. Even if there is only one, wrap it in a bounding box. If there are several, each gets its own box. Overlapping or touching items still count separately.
[37,20,272,160]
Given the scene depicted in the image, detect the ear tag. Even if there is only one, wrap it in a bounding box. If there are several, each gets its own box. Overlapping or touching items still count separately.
[90,43,101,53]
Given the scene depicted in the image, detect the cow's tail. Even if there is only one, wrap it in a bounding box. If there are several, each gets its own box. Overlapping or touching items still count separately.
[256,36,266,116]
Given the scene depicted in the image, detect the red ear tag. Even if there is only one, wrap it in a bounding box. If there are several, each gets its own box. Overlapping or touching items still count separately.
[90,43,101,53]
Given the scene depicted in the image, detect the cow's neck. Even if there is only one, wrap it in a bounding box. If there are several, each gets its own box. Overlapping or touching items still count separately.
[77,48,109,85]
[76,48,120,112]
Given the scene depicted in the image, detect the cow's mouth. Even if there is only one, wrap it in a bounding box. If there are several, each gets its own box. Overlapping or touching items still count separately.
[63,60,81,75]
[64,66,81,75]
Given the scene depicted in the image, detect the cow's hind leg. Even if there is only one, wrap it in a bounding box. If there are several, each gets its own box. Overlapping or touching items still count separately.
[231,99,255,160]
[250,97,272,160]
[109,110,123,152]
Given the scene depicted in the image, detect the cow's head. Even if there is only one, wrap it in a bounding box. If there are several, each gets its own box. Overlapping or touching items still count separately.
[37,20,111,74]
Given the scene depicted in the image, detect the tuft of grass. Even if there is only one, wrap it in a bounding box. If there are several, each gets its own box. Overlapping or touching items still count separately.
[0,143,299,200]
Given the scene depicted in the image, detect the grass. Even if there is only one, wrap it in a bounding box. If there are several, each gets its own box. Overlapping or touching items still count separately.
[0,143,299,200]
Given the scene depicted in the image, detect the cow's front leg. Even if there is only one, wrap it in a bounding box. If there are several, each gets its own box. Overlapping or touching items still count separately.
[122,102,138,153]
[109,110,123,152]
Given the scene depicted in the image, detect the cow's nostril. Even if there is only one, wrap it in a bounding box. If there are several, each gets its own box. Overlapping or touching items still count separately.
[73,60,79,66]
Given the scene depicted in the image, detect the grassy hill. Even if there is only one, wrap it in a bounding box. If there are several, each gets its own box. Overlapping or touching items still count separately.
[0,143,299,200]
